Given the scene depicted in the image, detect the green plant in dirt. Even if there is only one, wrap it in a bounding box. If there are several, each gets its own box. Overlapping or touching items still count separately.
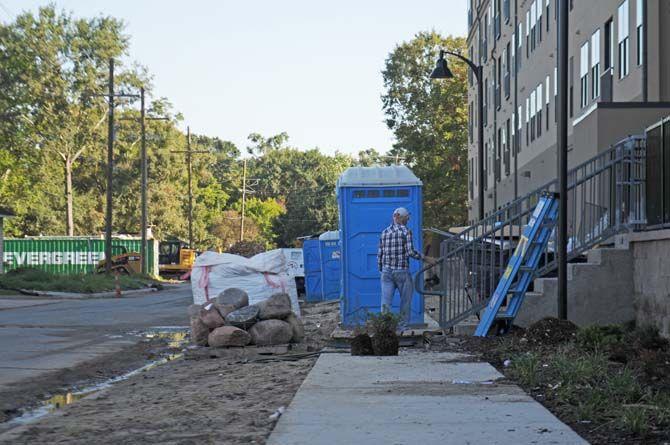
[550,349,608,386]
[574,389,609,422]
[576,325,625,352]
[509,352,541,387]
[621,406,650,435]
[604,368,644,404]
[366,312,401,335]
[0,267,155,293]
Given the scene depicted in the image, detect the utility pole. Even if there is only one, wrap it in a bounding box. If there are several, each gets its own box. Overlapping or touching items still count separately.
[557,0,569,320]
[240,158,247,242]
[138,87,168,274]
[171,127,208,249]
[140,87,147,274]
[99,59,140,274]
[187,126,193,248]
[238,159,259,242]
[105,59,115,274]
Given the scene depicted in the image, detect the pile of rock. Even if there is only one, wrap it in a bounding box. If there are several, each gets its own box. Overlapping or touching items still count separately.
[188,288,304,348]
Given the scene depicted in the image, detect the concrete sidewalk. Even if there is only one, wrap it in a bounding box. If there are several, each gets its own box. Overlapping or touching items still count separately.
[268,350,587,445]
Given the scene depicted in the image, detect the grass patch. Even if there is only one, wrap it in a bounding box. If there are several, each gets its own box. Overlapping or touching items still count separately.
[0,268,157,293]
[471,319,670,443]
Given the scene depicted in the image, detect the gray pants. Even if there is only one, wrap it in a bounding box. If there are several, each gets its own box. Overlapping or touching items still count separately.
[380,267,413,329]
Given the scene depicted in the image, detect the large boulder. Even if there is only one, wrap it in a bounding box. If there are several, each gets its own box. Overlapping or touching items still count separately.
[285,313,304,343]
[208,326,251,348]
[213,288,249,317]
[248,319,293,346]
[187,304,201,318]
[199,303,225,329]
[257,293,292,320]
[226,305,260,329]
[190,317,210,346]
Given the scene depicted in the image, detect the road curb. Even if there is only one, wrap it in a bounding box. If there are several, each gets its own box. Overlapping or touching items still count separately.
[17,287,159,299]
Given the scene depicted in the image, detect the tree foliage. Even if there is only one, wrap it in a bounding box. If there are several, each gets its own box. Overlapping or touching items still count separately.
[382,31,469,229]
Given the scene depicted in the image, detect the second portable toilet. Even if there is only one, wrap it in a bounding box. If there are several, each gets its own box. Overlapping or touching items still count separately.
[336,165,424,327]
[302,238,323,302]
[319,230,341,301]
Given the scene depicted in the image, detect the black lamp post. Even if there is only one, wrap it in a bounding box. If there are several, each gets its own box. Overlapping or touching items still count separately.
[431,49,485,221]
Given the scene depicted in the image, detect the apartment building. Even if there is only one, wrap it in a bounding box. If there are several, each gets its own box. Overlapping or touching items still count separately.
[465,0,670,221]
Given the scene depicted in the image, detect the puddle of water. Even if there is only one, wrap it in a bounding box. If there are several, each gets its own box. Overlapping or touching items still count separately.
[1,328,188,432]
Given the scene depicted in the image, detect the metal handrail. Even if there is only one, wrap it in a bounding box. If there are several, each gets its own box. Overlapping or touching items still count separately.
[417,135,646,330]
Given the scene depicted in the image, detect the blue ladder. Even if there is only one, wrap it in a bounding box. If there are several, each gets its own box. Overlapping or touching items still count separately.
[474,194,559,337]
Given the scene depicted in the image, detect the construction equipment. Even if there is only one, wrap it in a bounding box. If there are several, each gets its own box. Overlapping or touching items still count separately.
[158,239,196,277]
[96,245,142,275]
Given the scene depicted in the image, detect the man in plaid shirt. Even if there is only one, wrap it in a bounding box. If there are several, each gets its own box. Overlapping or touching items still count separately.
[377,207,436,331]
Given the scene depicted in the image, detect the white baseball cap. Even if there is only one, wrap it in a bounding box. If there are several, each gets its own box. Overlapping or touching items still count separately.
[393,207,410,217]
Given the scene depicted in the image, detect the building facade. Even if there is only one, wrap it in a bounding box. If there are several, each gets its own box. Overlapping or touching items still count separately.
[466,0,670,221]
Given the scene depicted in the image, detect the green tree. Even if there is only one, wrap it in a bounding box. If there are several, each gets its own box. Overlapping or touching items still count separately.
[382,32,469,229]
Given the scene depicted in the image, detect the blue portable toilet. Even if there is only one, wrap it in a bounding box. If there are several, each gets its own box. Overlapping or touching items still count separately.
[336,166,424,327]
[302,238,323,302]
[319,230,341,301]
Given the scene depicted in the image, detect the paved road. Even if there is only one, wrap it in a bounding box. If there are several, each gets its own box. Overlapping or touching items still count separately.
[0,284,191,390]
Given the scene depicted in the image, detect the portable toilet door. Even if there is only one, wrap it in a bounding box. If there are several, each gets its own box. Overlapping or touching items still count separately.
[336,165,424,327]
[319,230,341,301]
[302,238,323,301]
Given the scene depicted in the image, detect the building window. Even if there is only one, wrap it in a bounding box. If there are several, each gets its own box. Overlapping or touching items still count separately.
[526,10,531,57]
[537,0,543,43]
[545,75,551,130]
[496,57,502,109]
[504,119,510,176]
[530,1,537,51]
[554,65,558,121]
[483,78,488,127]
[536,83,543,138]
[636,0,643,66]
[496,127,502,181]
[469,102,473,142]
[580,41,589,108]
[605,19,614,70]
[525,97,530,146]
[517,105,523,153]
[484,142,489,190]
[569,56,574,117]
[530,90,536,141]
[482,13,489,63]
[504,43,511,98]
[504,0,510,23]
[618,0,630,79]
[469,158,473,199]
[591,30,601,99]
[517,23,523,72]
[546,0,550,32]
[495,0,501,39]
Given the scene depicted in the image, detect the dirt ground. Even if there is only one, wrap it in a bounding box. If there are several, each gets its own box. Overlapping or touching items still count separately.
[0,300,339,445]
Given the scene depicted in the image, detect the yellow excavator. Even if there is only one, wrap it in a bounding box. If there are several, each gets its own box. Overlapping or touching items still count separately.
[158,239,197,277]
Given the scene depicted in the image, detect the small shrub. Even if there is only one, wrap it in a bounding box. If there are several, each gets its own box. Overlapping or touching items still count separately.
[509,352,541,387]
[366,312,400,335]
[576,325,625,352]
[621,406,650,435]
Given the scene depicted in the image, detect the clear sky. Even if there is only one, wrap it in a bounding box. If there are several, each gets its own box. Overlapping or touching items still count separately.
[1,1,467,155]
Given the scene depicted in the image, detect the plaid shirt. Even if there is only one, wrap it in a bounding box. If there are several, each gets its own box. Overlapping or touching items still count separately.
[377,223,422,271]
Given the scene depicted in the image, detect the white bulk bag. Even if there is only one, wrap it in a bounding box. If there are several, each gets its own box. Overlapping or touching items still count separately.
[191,250,300,316]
